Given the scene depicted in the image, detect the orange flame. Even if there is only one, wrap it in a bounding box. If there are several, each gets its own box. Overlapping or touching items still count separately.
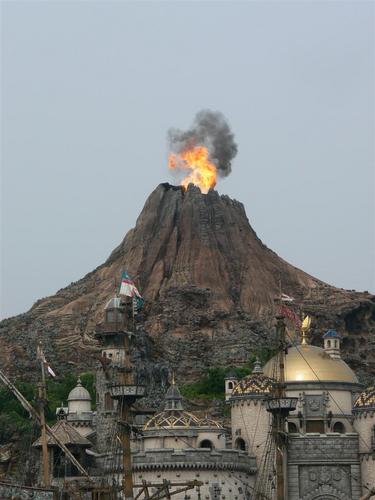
[168,146,217,194]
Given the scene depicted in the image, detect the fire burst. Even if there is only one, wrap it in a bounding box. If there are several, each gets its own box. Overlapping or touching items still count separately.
[168,146,217,194]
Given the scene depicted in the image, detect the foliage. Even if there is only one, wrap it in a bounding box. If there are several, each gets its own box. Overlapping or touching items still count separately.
[0,372,95,444]
[180,348,277,400]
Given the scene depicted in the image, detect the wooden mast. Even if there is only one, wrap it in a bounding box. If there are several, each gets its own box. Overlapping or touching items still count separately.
[265,312,297,500]
[37,343,50,487]
[275,315,286,500]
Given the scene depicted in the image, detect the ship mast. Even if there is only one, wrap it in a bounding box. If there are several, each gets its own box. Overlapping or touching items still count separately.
[36,343,50,487]
[265,314,297,500]
[95,295,145,500]
[0,368,92,481]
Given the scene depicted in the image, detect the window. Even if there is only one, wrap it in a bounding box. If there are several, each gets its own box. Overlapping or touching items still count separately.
[228,382,234,390]
[288,422,298,433]
[53,448,64,478]
[327,340,331,348]
[199,439,213,449]
[333,421,345,434]
[234,437,246,451]
[106,311,115,323]
[306,420,324,433]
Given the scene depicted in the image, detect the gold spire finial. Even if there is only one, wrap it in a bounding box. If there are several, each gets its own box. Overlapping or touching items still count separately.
[301,315,311,345]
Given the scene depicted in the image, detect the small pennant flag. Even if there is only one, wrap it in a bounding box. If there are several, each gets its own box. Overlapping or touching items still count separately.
[278,305,302,327]
[281,293,295,303]
[37,344,56,377]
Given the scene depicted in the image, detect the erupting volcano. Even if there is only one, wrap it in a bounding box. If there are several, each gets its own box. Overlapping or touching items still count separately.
[1,183,374,383]
[168,109,237,193]
[168,146,217,193]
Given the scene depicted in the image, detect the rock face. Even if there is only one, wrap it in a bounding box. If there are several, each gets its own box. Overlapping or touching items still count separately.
[1,183,374,382]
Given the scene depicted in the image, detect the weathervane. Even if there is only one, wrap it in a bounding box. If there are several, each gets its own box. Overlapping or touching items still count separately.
[301,315,311,345]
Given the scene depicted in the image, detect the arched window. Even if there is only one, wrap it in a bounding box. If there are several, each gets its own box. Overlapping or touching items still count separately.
[199,439,213,449]
[234,437,246,451]
[228,382,234,390]
[288,422,298,433]
[333,421,345,434]
[334,340,338,348]
[327,340,331,348]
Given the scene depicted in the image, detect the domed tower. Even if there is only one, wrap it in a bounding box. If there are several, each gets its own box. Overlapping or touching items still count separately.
[66,377,93,437]
[132,379,257,499]
[353,383,375,495]
[262,326,363,500]
[229,360,274,467]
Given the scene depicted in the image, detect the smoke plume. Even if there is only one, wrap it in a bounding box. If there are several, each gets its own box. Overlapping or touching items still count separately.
[168,110,237,178]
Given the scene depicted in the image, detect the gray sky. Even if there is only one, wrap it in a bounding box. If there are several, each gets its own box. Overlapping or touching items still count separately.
[1,1,374,319]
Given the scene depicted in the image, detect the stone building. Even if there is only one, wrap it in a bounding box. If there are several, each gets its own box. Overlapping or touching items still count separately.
[228,329,369,500]
[353,382,375,494]
[132,380,256,500]
[33,410,92,488]
[32,294,375,499]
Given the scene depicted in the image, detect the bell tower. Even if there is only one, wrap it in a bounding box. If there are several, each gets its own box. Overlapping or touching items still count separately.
[323,329,341,359]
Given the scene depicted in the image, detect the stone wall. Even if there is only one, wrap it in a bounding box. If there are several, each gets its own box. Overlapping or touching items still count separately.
[102,448,256,500]
[354,410,375,495]
[287,434,361,500]
[0,482,56,499]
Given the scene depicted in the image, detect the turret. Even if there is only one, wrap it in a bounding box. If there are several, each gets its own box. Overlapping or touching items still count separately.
[68,377,92,414]
[323,329,341,359]
[224,370,238,401]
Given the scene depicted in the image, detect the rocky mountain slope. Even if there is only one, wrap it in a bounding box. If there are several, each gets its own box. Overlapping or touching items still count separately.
[1,183,374,383]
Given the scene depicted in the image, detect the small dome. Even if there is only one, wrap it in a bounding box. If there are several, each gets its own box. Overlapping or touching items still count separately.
[105,297,123,310]
[144,409,202,429]
[199,415,223,429]
[263,345,358,384]
[323,329,341,339]
[354,384,375,409]
[144,380,222,430]
[68,378,91,402]
[231,373,274,397]
[231,359,275,397]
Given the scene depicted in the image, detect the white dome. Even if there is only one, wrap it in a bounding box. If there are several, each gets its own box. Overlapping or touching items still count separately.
[68,378,91,402]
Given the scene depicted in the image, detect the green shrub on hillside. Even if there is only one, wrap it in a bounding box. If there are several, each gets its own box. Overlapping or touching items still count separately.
[0,372,95,444]
[180,348,276,400]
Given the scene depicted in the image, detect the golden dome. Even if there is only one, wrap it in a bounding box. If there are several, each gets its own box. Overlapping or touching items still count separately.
[263,345,358,384]
[354,385,375,409]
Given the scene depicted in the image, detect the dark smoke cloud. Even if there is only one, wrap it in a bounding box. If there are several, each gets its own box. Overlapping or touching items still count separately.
[168,110,237,177]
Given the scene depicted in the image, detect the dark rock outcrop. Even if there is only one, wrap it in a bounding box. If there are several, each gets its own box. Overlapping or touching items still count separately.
[1,183,374,383]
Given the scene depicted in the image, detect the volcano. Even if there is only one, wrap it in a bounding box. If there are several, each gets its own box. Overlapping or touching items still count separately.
[1,183,374,382]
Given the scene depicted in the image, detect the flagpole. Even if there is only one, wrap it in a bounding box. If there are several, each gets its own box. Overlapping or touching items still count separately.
[37,342,50,487]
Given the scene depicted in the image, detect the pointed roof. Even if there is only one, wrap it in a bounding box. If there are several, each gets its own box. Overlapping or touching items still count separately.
[231,361,275,398]
[354,383,375,409]
[323,329,341,339]
[33,420,92,448]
